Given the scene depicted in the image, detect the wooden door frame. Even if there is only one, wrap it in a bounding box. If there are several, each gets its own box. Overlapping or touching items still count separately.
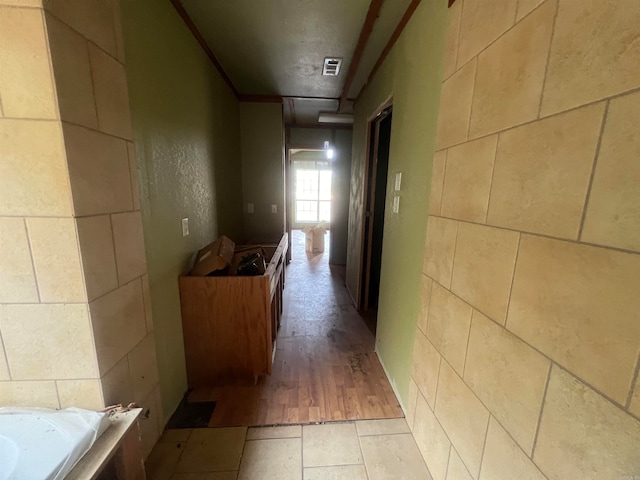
[357,96,393,310]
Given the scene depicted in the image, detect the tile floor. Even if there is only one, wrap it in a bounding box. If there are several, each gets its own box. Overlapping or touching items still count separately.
[146,418,432,480]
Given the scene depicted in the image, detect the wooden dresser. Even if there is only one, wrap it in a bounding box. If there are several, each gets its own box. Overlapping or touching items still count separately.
[178,233,288,387]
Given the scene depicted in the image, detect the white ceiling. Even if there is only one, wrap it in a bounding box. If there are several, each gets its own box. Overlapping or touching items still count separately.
[180,0,414,123]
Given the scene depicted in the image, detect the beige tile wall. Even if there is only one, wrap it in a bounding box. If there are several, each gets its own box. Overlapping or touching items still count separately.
[0,0,161,457]
[409,1,640,478]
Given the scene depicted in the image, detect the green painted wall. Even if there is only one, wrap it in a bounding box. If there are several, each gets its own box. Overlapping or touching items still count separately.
[121,0,244,421]
[240,103,285,239]
[345,0,448,407]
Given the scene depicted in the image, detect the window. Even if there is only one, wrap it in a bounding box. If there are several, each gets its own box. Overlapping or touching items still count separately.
[294,161,331,224]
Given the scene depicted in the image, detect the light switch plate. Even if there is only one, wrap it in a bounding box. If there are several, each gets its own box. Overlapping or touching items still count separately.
[271,204,277,214]
[247,203,254,214]
[394,172,402,191]
[392,196,400,214]
[181,218,189,237]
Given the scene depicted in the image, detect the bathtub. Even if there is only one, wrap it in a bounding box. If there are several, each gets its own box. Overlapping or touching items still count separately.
[0,407,109,480]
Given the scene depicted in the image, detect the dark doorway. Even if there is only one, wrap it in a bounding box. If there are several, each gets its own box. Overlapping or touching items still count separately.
[360,106,392,313]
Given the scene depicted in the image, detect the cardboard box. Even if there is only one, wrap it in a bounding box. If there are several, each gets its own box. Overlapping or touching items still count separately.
[302,226,326,254]
[190,236,235,276]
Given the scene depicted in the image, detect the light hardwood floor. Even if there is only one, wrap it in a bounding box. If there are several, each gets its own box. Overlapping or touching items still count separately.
[187,230,403,427]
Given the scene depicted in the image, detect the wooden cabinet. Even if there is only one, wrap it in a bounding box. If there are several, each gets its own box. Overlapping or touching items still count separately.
[178,234,288,387]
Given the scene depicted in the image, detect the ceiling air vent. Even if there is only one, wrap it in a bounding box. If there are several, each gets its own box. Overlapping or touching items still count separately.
[322,57,343,76]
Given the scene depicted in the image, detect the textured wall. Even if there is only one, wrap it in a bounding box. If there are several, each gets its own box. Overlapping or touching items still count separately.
[346,0,448,404]
[121,0,244,426]
[240,102,285,239]
[407,1,640,479]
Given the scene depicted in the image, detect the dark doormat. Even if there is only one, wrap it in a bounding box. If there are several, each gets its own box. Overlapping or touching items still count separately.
[166,394,216,429]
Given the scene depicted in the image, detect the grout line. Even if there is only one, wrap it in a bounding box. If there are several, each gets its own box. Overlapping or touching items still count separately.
[109,215,122,286]
[625,350,640,410]
[40,9,62,122]
[54,380,62,409]
[484,133,501,223]
[436,149,448,216]
[0,330,12,381]
[447,220,460,290]
[477,414,491,479]
[443,444,452,479]
[428,214,640,257]
[536,0,560,119]
[432,355,443,409]
[23,219,42,303]
[503,232,521,329]
[433,84,640,154]
[577,100,610,241]
[0,90,5,117]
[0,209,138,220]
[465,58,479,140]
[461,310,474,378]
[84,31,102,129]
[530,362,553,459]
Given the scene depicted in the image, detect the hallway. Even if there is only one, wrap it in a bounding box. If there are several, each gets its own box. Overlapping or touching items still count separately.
[188,230,403,427]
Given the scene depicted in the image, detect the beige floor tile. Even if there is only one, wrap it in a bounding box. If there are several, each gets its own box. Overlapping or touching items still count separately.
[238,438,302,480]
[406,378,419,430]
[487,103,605,239]
[540,0,640,116]
[355,418,409,436]
[302,423,362,467]
[464,311,549,454]
[45,0,119,58]
[76,215,118,301]
[0,6,57,119]
[426,284,472,376]
[160,429,192,443]
[515,0,545,21]
[0,217,38,303]
[0,120,72,217]
[507,235,640,404]
[63,123,133,216]
[46,13,98,129]
[450,222,519,324]
[304,465,367,480]
[412,330,441,408]
[423,216,458,289]
[111,211,147,285]
[413,393,449,480]
[429,151,447,215]
[88,43,133,140]
[146,442,185,480]
[447,449,472,480]
[534,367,640,479]
[171,474,237,480]
[360,433,432,480]
[0,304,98,381]
[479,418,545,480]
[435,362,489,478]
[441,135,498,223]
[416,274,432,335]
[175,428,246,473]
[26,217,86,303]
[247,425,302,440]
[469,0,555,138]
[581,90,640,252]
[435,59,476,150]
[457,0,517,67]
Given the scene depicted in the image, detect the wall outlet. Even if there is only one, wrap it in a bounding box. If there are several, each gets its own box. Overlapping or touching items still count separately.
[181,218,189,237]
[271,204,278,214]
[392,196,400,214]
[247,203,254,214]
[394,172,402,191]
